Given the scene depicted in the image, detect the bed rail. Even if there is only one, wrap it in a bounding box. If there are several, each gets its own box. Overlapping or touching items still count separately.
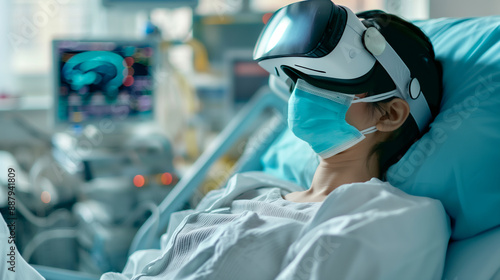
[129,87,289,254]
[33,265,100,280]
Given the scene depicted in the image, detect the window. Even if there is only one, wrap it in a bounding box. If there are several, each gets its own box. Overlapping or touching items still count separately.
[10,0,96,74]
[250,0,428,19]
[4,0,98,96]
[251,0,384,12]
[3,0,428,96]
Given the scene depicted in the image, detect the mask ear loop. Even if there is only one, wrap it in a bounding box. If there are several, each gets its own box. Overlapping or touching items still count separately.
[360,126,378,135]
[352,89,399,103]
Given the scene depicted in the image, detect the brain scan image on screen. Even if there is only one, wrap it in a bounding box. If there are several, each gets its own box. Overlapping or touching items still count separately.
[55,41,156,124]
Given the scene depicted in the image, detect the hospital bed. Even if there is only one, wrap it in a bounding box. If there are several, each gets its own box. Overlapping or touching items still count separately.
[35,15,500,280]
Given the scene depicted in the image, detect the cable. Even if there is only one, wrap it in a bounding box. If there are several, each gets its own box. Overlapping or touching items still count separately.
[1,153,73,227]
[26,153,63,214]
[22,228,78,263]
[29,154,61,203]
[16,198,72,228]
[29,154,53,196]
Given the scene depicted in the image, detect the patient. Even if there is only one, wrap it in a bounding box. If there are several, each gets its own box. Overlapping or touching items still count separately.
[102,3,450,280]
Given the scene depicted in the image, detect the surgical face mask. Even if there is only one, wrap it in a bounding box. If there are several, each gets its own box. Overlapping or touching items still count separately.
[288,79,396,159]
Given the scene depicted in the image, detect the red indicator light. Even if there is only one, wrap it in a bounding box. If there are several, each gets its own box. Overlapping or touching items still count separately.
[41,191,51,204]
[134,175,145,187]
[123,76,134,87]
[161,172,173,185]
[124,57,135,67]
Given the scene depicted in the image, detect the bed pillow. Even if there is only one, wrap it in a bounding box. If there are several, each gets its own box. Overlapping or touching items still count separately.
[386,16,500,240]
[442,225,500,279]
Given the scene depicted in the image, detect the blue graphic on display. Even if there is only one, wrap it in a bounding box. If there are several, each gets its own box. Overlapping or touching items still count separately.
[62,51,126,94]
[55,41,155,124]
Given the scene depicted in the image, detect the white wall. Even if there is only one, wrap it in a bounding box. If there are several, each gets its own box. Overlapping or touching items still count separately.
[430,0,500,18]
[0,0,16,94]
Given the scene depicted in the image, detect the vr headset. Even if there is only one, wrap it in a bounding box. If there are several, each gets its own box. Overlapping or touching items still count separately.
[253,0,431,132]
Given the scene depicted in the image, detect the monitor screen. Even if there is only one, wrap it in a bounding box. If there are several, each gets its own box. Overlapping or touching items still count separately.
[193,14,265,66]
[53,40,157,125]
[232,59,269,104]
[225,50,269,105]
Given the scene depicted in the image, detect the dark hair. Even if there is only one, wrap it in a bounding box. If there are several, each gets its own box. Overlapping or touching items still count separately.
[357,10,443,178]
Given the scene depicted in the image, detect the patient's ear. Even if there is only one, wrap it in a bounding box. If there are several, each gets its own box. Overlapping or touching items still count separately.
[376,98,410,132]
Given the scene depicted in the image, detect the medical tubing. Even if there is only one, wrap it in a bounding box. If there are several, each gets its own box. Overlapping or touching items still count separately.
[22,228,78,263]
[15,197,72,228]
[28,154,52,200]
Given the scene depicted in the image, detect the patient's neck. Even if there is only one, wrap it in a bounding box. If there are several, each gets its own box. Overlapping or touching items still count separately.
[308,149,379,199]
[284,143,380,203]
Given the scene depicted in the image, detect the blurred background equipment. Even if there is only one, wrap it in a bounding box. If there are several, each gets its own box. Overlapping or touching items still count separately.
[224,49,269,109]
[192,12,264,67]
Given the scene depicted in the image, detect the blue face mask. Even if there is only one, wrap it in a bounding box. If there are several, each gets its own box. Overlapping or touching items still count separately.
[288,79,383,159]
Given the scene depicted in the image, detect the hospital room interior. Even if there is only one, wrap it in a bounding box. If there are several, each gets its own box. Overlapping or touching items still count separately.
[0,0,499,279]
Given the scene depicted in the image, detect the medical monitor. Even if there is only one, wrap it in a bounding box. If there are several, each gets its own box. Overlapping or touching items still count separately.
[225,50,269,106]
[52,39,158,128]
[193,14,265,66]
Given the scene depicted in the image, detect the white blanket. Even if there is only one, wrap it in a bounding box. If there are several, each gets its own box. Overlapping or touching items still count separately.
[102,172,450,280]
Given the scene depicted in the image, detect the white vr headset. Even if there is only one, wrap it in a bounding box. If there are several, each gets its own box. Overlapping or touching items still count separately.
[253,0,432,132]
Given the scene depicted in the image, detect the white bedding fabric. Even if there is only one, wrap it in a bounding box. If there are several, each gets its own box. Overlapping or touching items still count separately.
[102,172,451,280]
